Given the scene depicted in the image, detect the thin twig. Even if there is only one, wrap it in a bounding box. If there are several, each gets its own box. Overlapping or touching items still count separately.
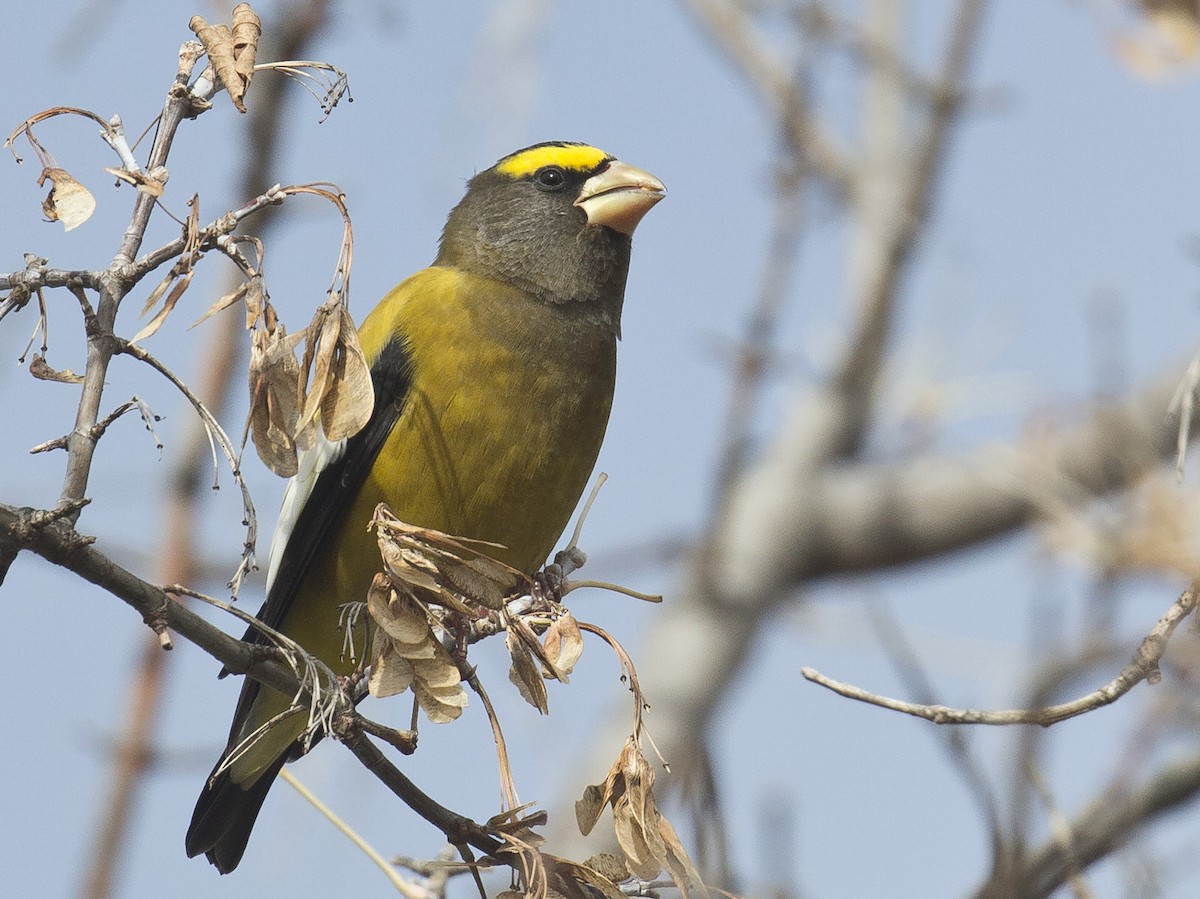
[127,183,287,284]
[80,11,341,892]
[280,768,428,896]
[1025,763,1094,899]
[708,157,805,504]
[576,620,650,739]
[830,0,987,455]
[334,722,508,863]
[116,338,258,593]
[461,668,520,811]
[866,598,1004,846]
[802,586,1197,725]
[682,0,852,188]
[56,40,214,516]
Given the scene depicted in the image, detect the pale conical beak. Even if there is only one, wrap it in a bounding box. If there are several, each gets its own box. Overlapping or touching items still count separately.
[574,160,666,235]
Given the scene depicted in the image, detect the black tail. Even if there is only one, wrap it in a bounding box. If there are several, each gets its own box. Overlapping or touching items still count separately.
[185,753,287,874]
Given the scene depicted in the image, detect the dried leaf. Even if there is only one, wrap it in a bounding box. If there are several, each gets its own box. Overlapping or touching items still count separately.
[543,611,584,680]
[190,3,260,112]
[611,741,663,879]
[441,553,521,611]
[541,852,633,899]
[575,783,608,837]
[137,267,176,318]
[29,353,83,384]
[104,166,165,197]
[373,507,528,613]
[574,737,704,892]
[368,646,414,698]
[412,677,468,723]
[243,273,267,330]
[409,652,461,690]
[230,3,261,78]
[613,809,662,880]
[131,269,193,343]
[508,628,549,713]
[380,540,444,595]
[298,300,373,442]
[366,574,467,717]
[487,804,548,834]
[39,167,94,231]
[367,579,434,646]
[298,301,341,431]
[577,854,631,890]
[132,199,200,342]
[190,280,248,330]
[247,325,306,477]
[658,813,705,898]
[321,312,372,440]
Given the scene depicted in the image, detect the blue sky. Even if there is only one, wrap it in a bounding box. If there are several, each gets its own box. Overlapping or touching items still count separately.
[3,2,1200,897]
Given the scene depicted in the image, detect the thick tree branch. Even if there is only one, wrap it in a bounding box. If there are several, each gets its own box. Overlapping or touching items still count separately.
[1,502,277,685]
[806,371,1180,579]
[0,501,519,871]
[709,366,1181,605]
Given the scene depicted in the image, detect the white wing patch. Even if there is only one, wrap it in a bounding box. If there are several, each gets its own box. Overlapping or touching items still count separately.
[264,430,348,593]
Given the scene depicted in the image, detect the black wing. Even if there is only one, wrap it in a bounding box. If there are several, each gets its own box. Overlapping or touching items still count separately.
[249,335,414,638]
[220,336,413,744]
[190,336,416,867]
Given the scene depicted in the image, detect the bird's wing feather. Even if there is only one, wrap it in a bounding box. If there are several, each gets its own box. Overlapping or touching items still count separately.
[246,335,414,638]
[264,431,346,594]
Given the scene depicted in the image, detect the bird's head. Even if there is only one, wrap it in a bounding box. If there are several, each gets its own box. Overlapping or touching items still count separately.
[436,142,665,328]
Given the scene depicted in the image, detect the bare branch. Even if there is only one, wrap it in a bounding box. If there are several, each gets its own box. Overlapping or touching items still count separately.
[127,183,286,284]
[115,338,258,593]
[1023,763,1095,899]
[0,503,257,676]
[78,9,345,894]
[800,586,1197,725]
[56,39,215,516]
[709,160,805,503]
[334,719,507,863]
[0,257,100,320]
[0,502,521,875]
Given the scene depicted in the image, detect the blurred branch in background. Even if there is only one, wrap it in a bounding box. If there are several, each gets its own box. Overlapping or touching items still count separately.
[977,751,1200,899]
[554,2,1200,895]
[555,0,990,859]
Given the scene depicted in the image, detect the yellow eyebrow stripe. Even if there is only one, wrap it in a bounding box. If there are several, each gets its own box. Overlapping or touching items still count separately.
[495,144,610,178]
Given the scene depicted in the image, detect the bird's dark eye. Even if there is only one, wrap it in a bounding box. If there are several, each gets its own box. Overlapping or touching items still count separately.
[534,166,566,191]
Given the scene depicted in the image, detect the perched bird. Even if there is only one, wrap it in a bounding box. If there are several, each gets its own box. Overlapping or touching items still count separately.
[185,142,665,873]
